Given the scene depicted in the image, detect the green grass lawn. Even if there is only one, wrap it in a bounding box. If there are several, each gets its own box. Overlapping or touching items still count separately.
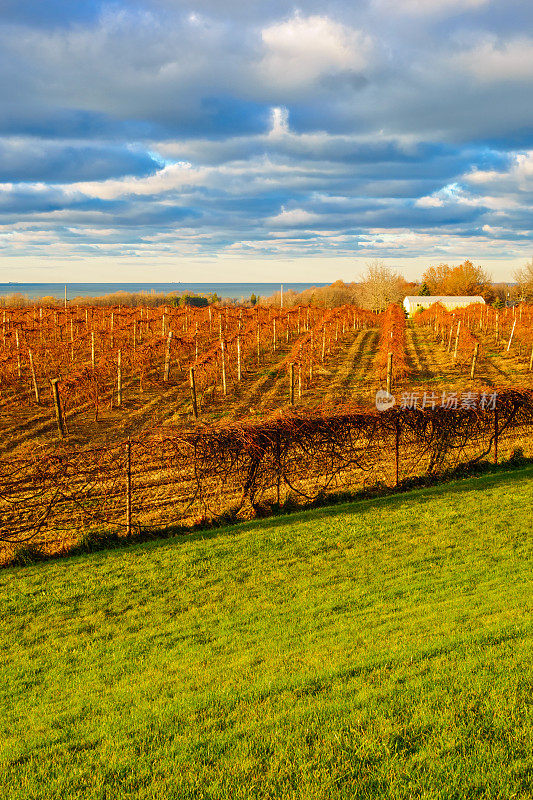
[1,467,532,799]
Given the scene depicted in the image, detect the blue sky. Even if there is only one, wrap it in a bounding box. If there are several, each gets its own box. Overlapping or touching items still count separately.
[0,0,532,282]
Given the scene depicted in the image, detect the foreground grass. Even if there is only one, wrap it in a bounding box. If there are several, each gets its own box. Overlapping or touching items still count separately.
[1,468,532,799]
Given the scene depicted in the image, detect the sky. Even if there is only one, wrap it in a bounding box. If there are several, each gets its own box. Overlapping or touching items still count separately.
[0,0,532,283]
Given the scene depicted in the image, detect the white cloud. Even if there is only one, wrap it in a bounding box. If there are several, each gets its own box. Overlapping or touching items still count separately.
[457,37,533,82]
[268,106,290,137]
[267,207,322,226]
[466,151,533,192]
[374,0,489,16]
[259,13,372,92]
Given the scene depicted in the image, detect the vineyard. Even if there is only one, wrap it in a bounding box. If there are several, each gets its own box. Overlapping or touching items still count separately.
[1,300,532,561]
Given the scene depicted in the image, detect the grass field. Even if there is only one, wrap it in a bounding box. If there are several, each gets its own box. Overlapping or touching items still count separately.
[1,466,532,799]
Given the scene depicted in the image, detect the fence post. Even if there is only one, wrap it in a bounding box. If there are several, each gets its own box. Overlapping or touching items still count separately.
[395,418,400,487]
[289,363,295,405]
[51,378,66,437]
[237,333,242,382]
[28,349,40,404]
[529,344,533,372]
[220,339,227,395]
[447,317,455,352]
[190,366,198,419]
[386,352,393,395]
[126,437,132,536]
[275,431,281,506]
[470,342,479,380]
[453,320,461,361]
[117,349,122,407]
[494,405,498,465]
[15,329,21,378]
[163,330,173,382]
[507,319,516,352]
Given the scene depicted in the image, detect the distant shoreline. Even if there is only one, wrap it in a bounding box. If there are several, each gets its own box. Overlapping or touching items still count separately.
[0,282,329,301]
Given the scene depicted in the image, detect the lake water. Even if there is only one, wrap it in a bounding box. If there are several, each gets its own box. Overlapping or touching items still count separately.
[0,282,328,301]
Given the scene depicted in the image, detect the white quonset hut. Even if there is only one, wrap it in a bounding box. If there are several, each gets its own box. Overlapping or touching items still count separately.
[403,295,485,317]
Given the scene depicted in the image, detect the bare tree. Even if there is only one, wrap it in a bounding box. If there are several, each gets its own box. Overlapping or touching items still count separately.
[359,260,407,311]
[514,258,533,301]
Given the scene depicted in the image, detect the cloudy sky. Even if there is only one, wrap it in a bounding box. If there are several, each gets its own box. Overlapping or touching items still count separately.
[0,0,532,282]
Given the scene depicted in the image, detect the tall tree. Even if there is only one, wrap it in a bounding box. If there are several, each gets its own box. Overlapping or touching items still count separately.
[422,260,492,299]
[421,264,452,295]
[359,260,407,311]
[446,260,492,299]
[514,259,533,301]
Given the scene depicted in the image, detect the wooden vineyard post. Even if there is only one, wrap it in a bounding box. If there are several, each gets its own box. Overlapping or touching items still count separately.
[15,329,21,378]
[273,318,277,352]
[126,437,132,536]
[447,316,455,352]
[117,349,122,407]
[220,339,227,395]
[190,367,198,419]
[133,320,137,352]
[321,327,326,363]
[91,332,95,369]
[529,344,533,372]
[298,362,302,399]
[289,363,295,405]
[51,378,66,437]
[163,330,173,382]
[453,320,461,361]
[395,419,400,487]
[495,312,499,341]
[237,333,242,382]
[494,405,498,465]
[507,319,516,352]
[111,312,114,349]
[275,431,281,506]
[470,342,479,380]
[386,352,393,395]
[28,349,40,404]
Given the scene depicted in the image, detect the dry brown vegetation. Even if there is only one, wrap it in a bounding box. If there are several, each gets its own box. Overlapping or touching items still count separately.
[1,300,532,563]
